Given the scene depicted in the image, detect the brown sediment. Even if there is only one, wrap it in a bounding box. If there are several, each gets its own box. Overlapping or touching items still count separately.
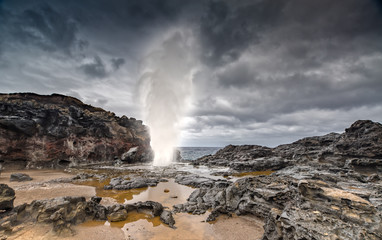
[0,170,96,205]
[231,170,275,177]
[74,178,195,208]
[116,213,264,240]
[0,169,265,240]
[74,178,148,205]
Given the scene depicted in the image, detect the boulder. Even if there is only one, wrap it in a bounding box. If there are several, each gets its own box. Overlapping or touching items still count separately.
[107,209,128,222]
[0,184,15,211]
[103,177,159,190]
[160,210,175,228]
[10,173,32,182]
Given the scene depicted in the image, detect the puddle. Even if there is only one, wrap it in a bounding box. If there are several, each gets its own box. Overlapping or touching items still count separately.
[75,178,194,207]
[80,211,163,229]
[74,178,148,204]
[2,169,264,239]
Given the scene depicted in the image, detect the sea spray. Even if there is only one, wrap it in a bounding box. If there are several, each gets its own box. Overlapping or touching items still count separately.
[138,30,197,166]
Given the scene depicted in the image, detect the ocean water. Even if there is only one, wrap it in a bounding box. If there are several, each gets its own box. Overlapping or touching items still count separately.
[178,147,221,161]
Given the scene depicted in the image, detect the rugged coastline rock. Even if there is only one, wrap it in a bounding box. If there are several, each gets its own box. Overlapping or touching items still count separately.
[173,167,382,239]
[0,184,15,211]
[193,120,382,172]
[0,193,174,236]
[103,177,159,190]
[0,93,153,169]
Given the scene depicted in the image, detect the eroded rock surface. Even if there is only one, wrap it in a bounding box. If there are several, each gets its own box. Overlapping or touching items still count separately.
[0,93,153,169]
[174,165,382,240]
[0,184,15,211]
[9,173,32,182]
[0,194,174,237]
[103,177,159,190]
[194,120,382,172]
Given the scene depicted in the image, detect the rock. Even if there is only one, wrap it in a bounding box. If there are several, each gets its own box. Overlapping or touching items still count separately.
[174,164,382,239]
[0,93,153,169]
[262,180,382,240]
[164,189,170,193]
[193,120,382,172]
[0,184,15,211]
[9,173,32,182]
[160,210,175,228]
[105,177,159,190]
[107,209,128,222]
[0,195,173,236]
[175,174,216,188]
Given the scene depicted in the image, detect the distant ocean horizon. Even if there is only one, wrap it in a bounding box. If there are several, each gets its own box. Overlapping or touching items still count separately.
[178,147,222,161]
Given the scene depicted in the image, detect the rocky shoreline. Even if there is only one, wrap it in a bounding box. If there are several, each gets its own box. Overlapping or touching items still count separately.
[0,93,381,239]
[0,93,153,169]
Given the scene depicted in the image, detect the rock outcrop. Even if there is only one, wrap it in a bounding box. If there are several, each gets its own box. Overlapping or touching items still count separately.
[0,184,15,211]
[0,194,174,236]
[103,177,159,190]
[0,93,152,169]
[194,120,382,172]
[173,165,382,240]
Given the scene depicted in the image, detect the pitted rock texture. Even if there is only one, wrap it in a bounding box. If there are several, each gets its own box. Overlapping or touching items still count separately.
[174,167,382,240]
[0,195,174,236]
[0,184,15,211]
[0,93,153,169]
[194,120,382,172]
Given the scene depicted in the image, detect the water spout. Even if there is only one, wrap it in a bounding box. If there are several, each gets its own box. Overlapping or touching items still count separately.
[139,30,196,166]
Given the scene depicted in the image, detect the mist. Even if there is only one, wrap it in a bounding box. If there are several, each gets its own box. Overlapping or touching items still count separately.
[139,29,197,166]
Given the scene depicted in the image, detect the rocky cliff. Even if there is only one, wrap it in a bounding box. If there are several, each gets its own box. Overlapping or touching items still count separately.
[0,93,152,169]
[194,120,382,173]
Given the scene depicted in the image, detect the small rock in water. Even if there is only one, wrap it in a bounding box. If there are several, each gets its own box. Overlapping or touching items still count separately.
[108,209,128,222]
[10,173,33,182]
[160,210,175,228]
[164,189,170,193]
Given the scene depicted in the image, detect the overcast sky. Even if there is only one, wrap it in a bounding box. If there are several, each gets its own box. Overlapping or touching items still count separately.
[1,0,382,147]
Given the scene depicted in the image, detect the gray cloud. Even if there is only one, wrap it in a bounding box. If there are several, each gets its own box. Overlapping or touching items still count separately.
[111,58,126,71]
[6,4,79,54]
[79,55,107,78]
[1,0,382,147]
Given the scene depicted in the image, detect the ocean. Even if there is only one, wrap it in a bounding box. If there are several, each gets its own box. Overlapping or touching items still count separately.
[178,147,221,161]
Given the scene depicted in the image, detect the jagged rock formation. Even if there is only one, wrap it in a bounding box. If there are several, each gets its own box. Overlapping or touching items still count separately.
[173,166,382,240]
[0,184,15,211]
[0,195,174,236]
[0,93,152,169]
[194,120,382,172]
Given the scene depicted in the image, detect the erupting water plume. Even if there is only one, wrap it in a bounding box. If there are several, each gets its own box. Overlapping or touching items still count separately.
[139,30,196,166]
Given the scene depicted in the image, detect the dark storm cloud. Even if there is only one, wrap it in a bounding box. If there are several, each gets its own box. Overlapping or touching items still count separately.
[1,0,382,147]
[3,3,79,54]
[79,55,107,78]
[200,0,382,66]
[199,0,285,66]
[111,58,126,71]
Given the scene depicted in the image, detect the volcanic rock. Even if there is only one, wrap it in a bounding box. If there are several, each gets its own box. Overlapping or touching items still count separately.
[0,184,15,211]
[0,194,174,236]
[160,210,176,228]
[103,177,159,190]
[0,93,153,169]
[193,120,382,172]
[107,209,128,222]
[9,173,32,182]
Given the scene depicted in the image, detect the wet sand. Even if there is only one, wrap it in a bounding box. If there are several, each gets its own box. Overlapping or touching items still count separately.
[0,169,264,240]
[0,170,96,205]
